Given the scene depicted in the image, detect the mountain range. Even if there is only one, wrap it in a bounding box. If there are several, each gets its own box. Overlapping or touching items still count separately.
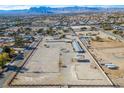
[0,6,124,15]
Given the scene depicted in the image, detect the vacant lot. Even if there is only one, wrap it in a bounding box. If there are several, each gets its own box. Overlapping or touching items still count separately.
[91,40,124,49]
[90,40,124,87]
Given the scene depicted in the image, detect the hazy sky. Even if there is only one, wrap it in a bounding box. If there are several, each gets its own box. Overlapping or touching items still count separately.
[0,0,124,10]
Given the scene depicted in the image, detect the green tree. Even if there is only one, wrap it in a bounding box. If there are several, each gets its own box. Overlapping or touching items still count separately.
[95,36,103,42]
[15,36,25,48]
[113,30,118,34]
[101,23,113,30]
[0,53,9,68]
[37,28,44,33]
[3,46,11,54]
[81,27,87,31]
[0,54,4,68]
[3,46,16,58]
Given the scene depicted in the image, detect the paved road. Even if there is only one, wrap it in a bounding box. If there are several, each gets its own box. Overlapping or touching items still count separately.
[0,41,39,88]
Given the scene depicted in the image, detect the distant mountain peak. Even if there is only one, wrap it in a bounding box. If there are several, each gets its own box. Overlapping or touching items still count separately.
[0,6,124,15]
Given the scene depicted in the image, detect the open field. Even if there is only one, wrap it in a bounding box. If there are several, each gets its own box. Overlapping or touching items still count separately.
[91,40,124,49]
[9,36,111,87]
[90,39,124,87]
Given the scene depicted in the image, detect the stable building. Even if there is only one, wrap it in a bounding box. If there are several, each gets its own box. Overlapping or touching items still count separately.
[72,40,85,53]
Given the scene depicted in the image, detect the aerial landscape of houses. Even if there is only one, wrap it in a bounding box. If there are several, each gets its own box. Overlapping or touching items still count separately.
[0,3,124,90]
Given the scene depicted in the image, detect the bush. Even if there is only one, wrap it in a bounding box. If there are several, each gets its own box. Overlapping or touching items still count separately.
[95,36,103,42]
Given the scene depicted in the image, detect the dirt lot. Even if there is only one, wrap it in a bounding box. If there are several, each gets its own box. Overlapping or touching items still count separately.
[91,40,124,49]
[10,36,111,87]
[90,40,124,87]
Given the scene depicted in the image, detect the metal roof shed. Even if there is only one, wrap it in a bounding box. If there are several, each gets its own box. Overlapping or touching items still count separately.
[72,40,84,53]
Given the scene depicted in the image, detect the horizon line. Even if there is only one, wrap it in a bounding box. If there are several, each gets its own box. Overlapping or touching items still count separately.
[0,5,124,10]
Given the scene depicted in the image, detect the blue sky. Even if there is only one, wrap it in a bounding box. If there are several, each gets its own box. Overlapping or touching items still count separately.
[0,0,124,10]
[0,5,38,10]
